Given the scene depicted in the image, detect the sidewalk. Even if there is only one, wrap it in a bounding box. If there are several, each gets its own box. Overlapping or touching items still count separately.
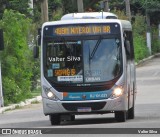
[135,53,160,66]
[0,96,42,114]
[0,53,160,114]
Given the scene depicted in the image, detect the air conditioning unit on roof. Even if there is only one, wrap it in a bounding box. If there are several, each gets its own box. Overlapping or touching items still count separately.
[61,12,118,20]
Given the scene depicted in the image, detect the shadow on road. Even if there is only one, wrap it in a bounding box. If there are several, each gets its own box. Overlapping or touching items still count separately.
[0,117,118,128]
[60,117,116,126]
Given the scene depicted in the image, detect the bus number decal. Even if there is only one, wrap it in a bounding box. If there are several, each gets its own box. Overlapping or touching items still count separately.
[85,77,101,82]
[52,63,60,69]
[90,93,107,99]
[85,70,102,76]
[54,69,76,76]
[47,69,53,77]
[58,75,83,82]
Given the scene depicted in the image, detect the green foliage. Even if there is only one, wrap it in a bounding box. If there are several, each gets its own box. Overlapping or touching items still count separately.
[52,8,63,21]
[132,14,149,62]
[134,34,149,62]
[8,0,30,14]
[112,9,128,20]
[151,27,160,54]
[132,14,146,35]
[32,1,41,23]
[61,0,77,13]
[112,11,149,62]
[0,10,33,105]
[152,39,160,54]
[48,0,63,20]
[0,0,31,19]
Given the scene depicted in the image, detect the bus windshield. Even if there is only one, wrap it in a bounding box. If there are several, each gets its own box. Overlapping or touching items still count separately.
[44,36,122,84]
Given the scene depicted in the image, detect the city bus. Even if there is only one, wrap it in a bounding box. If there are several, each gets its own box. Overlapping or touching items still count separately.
[34,12,136,125]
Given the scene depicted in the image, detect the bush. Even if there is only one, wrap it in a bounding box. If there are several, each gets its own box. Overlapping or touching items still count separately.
[0,10,33,105]
[134,34,149,62]
[52,8,63,21]
[132,14,149,62]
[151,27,160,54]
[112,10,128,20]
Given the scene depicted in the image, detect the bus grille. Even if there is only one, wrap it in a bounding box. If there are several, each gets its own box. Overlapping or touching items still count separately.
[62,102,106,111]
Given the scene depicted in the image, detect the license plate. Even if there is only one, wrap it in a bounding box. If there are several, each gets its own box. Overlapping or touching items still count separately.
[77,107,91,112]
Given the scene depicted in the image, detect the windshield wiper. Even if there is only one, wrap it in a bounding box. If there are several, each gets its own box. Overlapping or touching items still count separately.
[89,36,102,60]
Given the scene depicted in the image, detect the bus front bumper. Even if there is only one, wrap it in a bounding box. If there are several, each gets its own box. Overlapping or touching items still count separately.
[42,96,127,115]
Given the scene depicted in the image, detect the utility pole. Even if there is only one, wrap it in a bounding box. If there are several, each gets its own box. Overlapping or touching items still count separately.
[125,0,131,22]
[77,0,84,12]
[0,29,4,107]
[146,14,151,55]
[104,0,109,12]
[0,62,3,107]
[29,0,33,15]
[146,8,152,55]
[29,0,33,9]
[41,0,48,23]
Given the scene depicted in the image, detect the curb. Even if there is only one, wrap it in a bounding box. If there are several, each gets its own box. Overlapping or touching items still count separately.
[0,96,42,114]
[136,53,160,66]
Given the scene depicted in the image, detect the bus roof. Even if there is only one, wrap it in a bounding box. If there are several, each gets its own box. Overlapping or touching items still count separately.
[61,12,118,20]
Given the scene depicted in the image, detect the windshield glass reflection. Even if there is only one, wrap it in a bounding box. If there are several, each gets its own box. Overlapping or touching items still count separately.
[44,38,122,84]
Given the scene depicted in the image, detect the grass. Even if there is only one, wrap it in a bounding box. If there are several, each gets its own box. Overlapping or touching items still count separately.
[31,100,40,104]
[31,87,41,97]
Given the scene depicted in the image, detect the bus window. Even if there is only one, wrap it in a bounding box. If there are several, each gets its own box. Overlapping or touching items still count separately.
[124,31,134,60]
[45,40,83,83]
[44,37,122,84]
[83,38,122,82]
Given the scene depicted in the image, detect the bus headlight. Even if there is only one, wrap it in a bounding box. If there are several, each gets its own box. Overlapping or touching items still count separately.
[110,86,123,99]
[114,87,123,96]
[43,86,59,101]
[47,91,54,98]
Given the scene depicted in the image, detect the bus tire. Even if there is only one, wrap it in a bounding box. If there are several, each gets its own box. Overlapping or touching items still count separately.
[115,111,127,122]
[49,114,61,125]
[128,84,135,119]
[128,106,134,119]
[71,115,75,121]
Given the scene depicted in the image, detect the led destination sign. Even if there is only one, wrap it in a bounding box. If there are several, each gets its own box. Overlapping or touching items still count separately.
[54,26,111,35]
[44,23,120,36]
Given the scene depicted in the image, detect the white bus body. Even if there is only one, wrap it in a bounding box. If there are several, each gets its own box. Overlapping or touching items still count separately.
[37,12,136,125]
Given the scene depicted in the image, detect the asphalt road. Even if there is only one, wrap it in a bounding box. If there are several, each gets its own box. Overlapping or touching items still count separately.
[0,55,160,136]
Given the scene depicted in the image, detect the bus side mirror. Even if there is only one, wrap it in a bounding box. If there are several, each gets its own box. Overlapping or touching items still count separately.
[37,28,41,46]
[0,29,4,50]
[33,46,39,58]
[124,40,131,55]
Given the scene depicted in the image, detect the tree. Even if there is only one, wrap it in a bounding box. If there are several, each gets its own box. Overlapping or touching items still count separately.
[0,0,31,19]
[0,10,33,105]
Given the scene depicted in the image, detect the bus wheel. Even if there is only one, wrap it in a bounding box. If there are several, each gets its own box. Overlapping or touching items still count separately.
[128,85,135,119]
[115,111,127,122]
[49,114,61,125]
[128,105,135,119]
